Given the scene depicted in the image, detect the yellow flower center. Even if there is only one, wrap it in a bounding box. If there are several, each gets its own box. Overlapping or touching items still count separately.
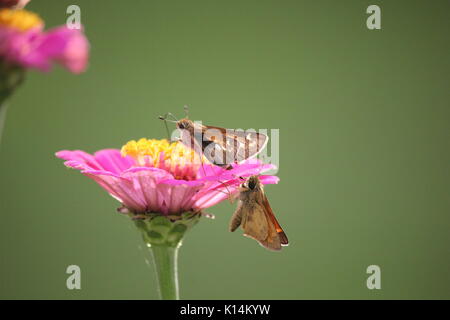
[0,9,43,31]
[121,138,206,180]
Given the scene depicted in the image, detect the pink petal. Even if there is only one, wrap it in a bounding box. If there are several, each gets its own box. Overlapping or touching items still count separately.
[193,187,237,210]
[121,167,173,213]
[55,150,102,171]
[38,26,89,73]
[93,149,134,174]
[0,25,89,73]
[259,175,280,185]
[83,172,146,212]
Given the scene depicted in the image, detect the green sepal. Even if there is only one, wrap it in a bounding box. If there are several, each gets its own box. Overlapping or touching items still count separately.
[132,211,201,247]
[0,61,25,102]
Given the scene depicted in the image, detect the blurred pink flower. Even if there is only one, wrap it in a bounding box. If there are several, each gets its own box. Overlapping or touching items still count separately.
[0,8,89,73]
[0,0,30,9]
[56,139,279,215]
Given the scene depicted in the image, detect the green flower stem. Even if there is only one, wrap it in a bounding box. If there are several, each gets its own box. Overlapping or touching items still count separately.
[0,62,25,146]
[149,244,180,300]
[0,101,7,145]
[132,211,201,300]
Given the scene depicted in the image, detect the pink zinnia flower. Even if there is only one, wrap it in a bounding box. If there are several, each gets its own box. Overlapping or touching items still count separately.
[0,8,89,73]
[56,139,279,215]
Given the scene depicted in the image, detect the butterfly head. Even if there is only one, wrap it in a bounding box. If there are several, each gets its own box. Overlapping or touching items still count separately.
[176,118,194,131]
[241,175,261,191]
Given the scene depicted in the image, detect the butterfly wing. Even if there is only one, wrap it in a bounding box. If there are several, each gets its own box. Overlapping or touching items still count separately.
[242,202,282,251]
[202,126,268,166]
[178,122,206,159]
[229,200,245,232]
[241,203,270,243]
[232,130,268,163]
[261,193,289,246]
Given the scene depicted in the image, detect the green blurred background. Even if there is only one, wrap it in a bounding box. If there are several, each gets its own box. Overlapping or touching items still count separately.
[0,0,449,299]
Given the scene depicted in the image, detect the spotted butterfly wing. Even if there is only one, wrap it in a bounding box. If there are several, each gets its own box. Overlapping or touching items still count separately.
[201,125,268,167]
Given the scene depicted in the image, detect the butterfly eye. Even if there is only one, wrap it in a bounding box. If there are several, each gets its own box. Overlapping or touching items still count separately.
[178,123,185,129]
[248,179,257,190]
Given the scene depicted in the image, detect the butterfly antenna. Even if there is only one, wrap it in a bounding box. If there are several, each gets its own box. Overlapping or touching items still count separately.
[158,113,178,122]
[210,179,236,202]
[184,105,189,119]
[229,173,246,181]
[199,160,235,202]
[215,171,245,201]
[168,112,179,122]
[158,112,178,140]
